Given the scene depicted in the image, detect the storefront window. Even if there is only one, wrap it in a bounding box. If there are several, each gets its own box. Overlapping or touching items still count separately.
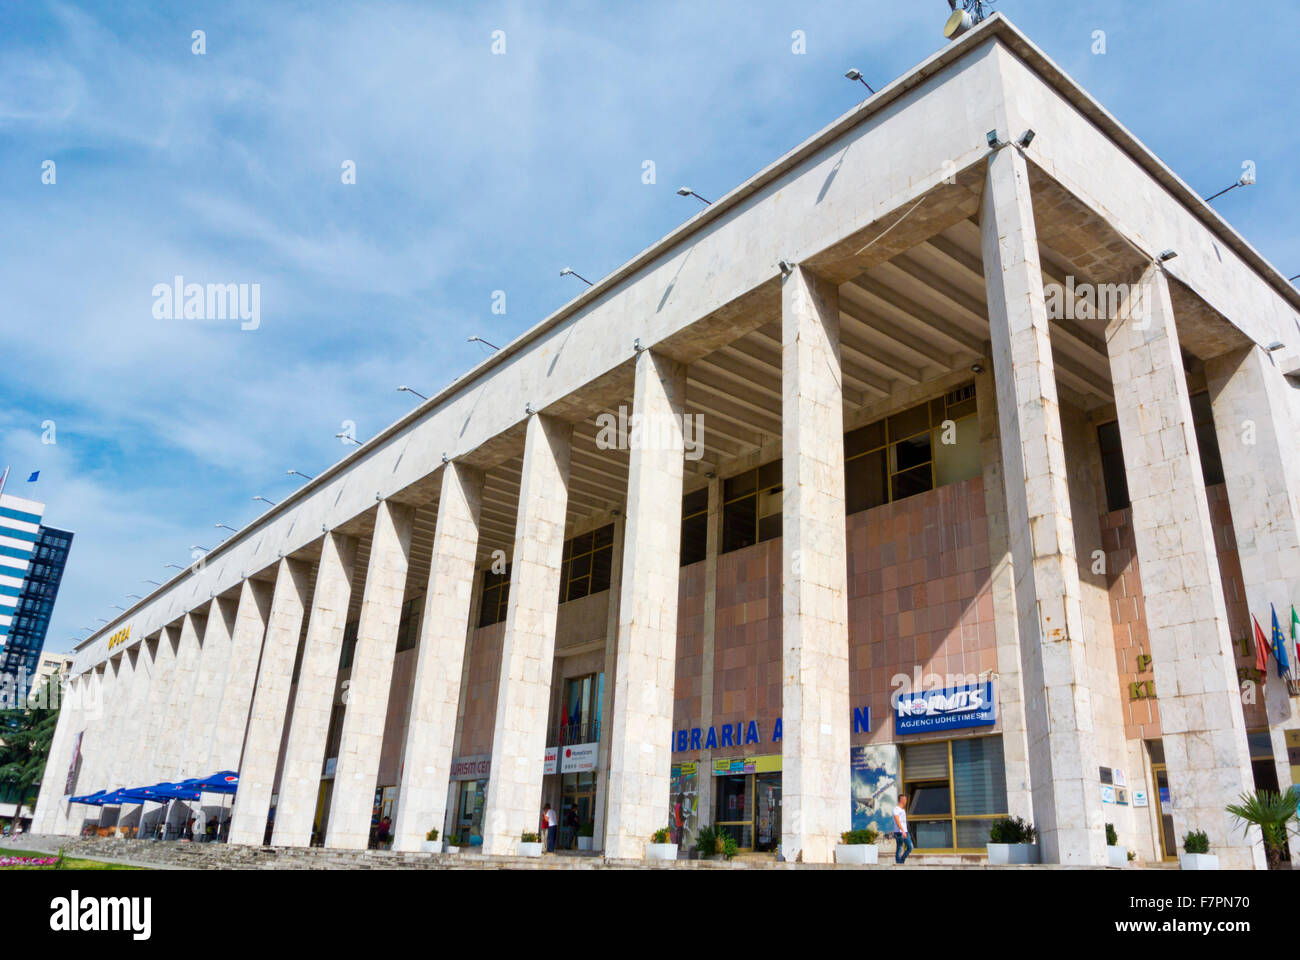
[559,524,614,602]
[478,566,510,627]
[901,735,1006,851]
[721,460,782,553]
[453,780,486,846]
[560,672,603,744]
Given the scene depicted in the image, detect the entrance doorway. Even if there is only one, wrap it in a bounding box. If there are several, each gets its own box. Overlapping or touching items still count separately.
[1150,766,1176,861]
[713,772,781,852]
[561,772,597,849]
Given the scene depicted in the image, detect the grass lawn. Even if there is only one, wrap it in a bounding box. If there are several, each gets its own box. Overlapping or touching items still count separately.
[0,846,145,870]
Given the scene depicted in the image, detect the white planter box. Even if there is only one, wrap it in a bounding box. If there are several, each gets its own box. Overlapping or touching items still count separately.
[986,843,1039,865]
[420,840,443,854]
[835,844,879,865]
[445,845,460,854]
[646,843,678,861]
[1107,846,1127,867]
[1179,852,1219,870]
[577,836,593,851]
[519,842,543,857]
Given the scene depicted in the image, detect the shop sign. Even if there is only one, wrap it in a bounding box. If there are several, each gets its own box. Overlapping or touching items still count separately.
[559,742,598,773]
[544,746,558,775]
[893,681,995,735]
[672,706,870,754]
[711,754,781,776]
[450,754,491,781]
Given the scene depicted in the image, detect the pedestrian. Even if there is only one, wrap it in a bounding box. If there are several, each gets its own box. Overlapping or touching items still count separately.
[893,794,913,864]
[565,804,580,849]
[543,803,558,852]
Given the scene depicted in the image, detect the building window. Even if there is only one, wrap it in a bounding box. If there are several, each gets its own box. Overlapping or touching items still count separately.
[1097,420,1130,512]
[844,383,980,516]
[722,459,782,554]
[395,595,421,652]
[558,672,604,745]
[478,567,511,628]
[680,487,708,566]
[1189,391,1225,486]
[900,734,1007,852]
[338,619,359,669]
[559,524,614,602]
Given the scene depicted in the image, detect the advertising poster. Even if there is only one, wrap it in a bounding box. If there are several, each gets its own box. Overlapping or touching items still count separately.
[63,731,83,796]
[850,744,900,835]
[669,762,699,848]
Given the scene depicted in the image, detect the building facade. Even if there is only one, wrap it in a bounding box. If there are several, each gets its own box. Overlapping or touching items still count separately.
[0,489,73,697]
[32,16,1300,868]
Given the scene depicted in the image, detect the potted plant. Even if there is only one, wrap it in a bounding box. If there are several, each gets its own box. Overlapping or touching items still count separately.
[1177,829,1216,870]
[720,833,739,860]
[444,829,461,854]
[647,826,678,861]
[519,830,543,857]
[577,821,594,851]
[1105,823,1127,867]
[836,828,880,865]
[694,825,722,861]
[1226,789,1299,869]
[986,816,1039,864]
[420,827,442,854]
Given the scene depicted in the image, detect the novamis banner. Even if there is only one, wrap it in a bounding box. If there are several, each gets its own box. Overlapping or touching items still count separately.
[894,681,995,735]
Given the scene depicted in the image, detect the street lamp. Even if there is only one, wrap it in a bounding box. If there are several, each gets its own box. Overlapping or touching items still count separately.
[676,186,712,206]
[468,336,500,350]
[287,469,314,482]
[560,267,594,287]
[843,69,875,94]
[216,522,237,533]
[397,385,428,401]
[252,496,277,507]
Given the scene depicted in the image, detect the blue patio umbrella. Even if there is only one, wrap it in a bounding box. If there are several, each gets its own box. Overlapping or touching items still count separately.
[191,771,240,794]
[70,789,109,805]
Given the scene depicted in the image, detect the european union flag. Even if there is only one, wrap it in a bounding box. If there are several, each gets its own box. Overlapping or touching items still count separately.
[1272,605,1291,678]
[26,471,38,482]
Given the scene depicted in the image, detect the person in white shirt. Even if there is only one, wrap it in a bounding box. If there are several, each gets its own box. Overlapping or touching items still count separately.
[543,804,558,852]
[893,794,913,864]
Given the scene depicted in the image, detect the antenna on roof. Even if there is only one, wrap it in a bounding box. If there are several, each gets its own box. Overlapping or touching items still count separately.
[944,0,995,40]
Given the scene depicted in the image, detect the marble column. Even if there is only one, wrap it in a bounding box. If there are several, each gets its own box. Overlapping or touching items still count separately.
[981,146,1106,865]
[1207,343,1300,794]
[209,577,274,773]
[604,350,687,859]
[274,532,358,847]
[392,464,484,852]
[227,558,311,846]
[1106,265,1264,869]
[324,501,415,849]
[780,265,851,865]
[480,413,571,857]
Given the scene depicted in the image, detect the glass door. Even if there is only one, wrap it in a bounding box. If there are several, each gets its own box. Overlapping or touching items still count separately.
[754,773,781,852]
[1151,767,1176,861]
[714,774,753,850]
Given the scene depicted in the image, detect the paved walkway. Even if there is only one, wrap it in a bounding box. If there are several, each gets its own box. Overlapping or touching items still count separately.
[3,834,1149,870]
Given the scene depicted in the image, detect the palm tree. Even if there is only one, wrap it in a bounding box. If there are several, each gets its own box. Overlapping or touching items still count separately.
[1225,790,1299,869]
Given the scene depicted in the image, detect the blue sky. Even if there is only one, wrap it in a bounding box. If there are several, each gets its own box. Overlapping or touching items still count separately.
[2,0,1296,655]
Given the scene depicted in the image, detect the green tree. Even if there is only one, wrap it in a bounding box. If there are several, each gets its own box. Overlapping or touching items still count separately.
[0,697,60,811]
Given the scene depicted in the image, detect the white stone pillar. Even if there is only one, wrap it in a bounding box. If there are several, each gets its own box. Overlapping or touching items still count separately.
[34,672,85,834]
[604,350,687,859]
[975,368,1033,821]
[32,668,80,833]
[185,596,237,777]
[228,557,311,846]
[274,532,357,847]
[592,517,625,852]
[1106,265,1265,870]
[780,265,852,865]
[157,611,205,781]
[1207,343,1300,794]
[325,501,415,849]
[481,413,571,857]
[981,146,1106,865]
[76,659,122,826]
[136,626,180,792]
[210,577,274,773]
[392,465,483,852]
[114,641,157,833]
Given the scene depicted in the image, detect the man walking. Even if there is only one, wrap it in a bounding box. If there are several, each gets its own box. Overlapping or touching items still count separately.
[543,803,558,852]
[893,794,913,864]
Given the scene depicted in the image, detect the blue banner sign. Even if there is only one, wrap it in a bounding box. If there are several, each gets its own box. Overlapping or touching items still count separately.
[893,681,995,735]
